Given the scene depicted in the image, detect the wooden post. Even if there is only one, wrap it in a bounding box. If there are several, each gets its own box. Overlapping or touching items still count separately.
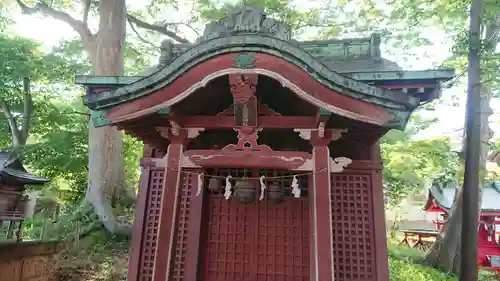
[15,220,23,242]
[460,0,483,280]
[369,141,390,281]
[127,161,151,281]
[6,220,14,240]
[24,191,39,219]
[153,130,187,281]
[184,168,205,281]
[54,205,60,222]
[40,218,47,240]
[309,130,337,281]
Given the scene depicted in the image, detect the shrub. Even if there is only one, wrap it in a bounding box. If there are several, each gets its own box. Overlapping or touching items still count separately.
[388,242,499,281]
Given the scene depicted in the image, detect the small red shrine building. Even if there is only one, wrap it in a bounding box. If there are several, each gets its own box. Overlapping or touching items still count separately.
[424,181,500,270]
[77,7,454,281]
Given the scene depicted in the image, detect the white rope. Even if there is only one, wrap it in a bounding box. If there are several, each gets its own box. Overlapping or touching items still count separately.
[291,175,301,198]
[165,168,326,180]
[259,175,266,201]
[224,175,233,200]
[196,173,203,196]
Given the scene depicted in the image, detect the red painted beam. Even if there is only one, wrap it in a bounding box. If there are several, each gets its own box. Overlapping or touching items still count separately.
[481,212,500,216]
[175,115,317,129]
[183,149,313,171]
[106,53,395,126]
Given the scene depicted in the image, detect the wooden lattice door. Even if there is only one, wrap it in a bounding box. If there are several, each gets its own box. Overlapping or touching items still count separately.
[331,173,375,281]
[201,168,310,281]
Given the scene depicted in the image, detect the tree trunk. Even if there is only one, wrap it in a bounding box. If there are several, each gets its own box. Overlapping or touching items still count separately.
[0,77,32,147]
[424,188,464,273]
[85,0,130,235]
[424,88,492,273]
[423,19,498,274]
[389,207,400,238]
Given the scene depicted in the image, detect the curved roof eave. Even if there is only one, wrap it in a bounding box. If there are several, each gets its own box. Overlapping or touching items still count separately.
[85,34,420,113]
[427,181,500,213]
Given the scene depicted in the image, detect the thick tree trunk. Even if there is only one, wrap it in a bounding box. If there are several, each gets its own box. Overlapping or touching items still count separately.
[424,188,463,273]
[85,0,131,235]
[424,89,493,274]
[423,20,497,272]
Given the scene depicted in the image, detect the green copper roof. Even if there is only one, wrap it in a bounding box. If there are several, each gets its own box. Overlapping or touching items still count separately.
[426,181,500,213]
[84,35,419,122]
[75,69,454,86]
[78,6,455,131]
[160,33,402,74]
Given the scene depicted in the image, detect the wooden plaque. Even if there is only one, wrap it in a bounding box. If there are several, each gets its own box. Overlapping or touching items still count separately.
[234,97,258,127]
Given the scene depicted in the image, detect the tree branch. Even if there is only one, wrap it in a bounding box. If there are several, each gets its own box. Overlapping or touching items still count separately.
[127,18,160,49]
[158,20,201,37]
[82,0,91,24]
[126,14,190,43]
[0,98,22,147]
[16,0,96,55]
[20,77,32,145]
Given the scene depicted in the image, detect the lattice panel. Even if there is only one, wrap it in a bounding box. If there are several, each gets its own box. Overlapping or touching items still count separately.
[257,169,310,281]
[172,171,195,281]
[203,168,253,281]
[202,168,310,281]
[139,170,164,281]
[331,173,374,281]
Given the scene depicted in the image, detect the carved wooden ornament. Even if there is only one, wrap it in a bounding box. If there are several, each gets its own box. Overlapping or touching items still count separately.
[229,73,258,127]
[223,127,271,152]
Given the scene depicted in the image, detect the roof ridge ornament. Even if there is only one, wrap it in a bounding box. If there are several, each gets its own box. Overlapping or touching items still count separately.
[199,6,292,42]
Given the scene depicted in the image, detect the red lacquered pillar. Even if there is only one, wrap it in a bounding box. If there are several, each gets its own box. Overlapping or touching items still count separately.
[153,130,187,281]
[310,130,336,281]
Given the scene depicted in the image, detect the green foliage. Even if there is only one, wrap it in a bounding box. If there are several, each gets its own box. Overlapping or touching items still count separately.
[490,138,500,152]
[123,134,142,192]
[55,230,130,281]
[0,34,79,147]
[0,34,76,86]
[23,204,99,240]
[380,113,459,208]
[390,258,457,281]
[381,130,459,207]
[0,5,13,30]
[388,241,426,263]
[52,38,154,76]
[388,242,499,281]
[20,100,89,202]
[387,0,499,95]
[0,33,144,204]
[20,102,142,204]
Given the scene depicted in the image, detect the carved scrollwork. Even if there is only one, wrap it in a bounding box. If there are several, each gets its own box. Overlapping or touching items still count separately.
[229,73,259,127]
[222,127,272,152]
[199,6,292,42]
[229,73,258,104]
[159,39,173,65]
